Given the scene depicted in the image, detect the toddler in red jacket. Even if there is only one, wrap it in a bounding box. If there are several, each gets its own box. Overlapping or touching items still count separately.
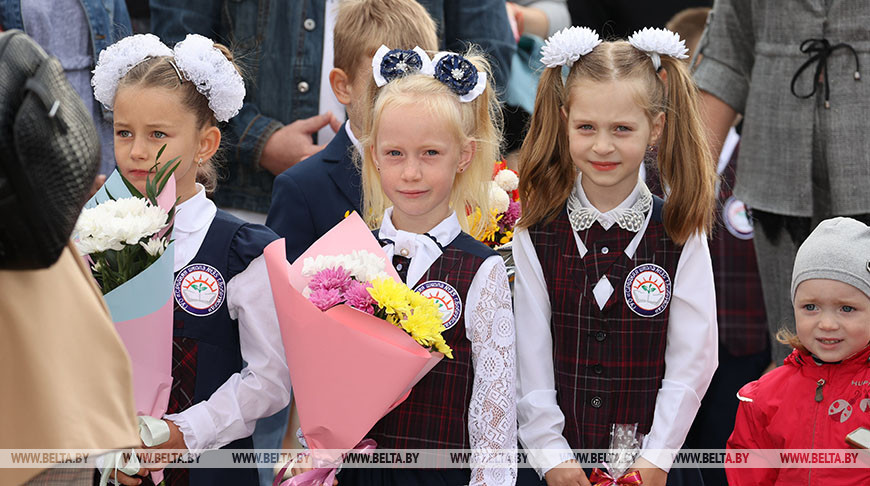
[726,217,870,485]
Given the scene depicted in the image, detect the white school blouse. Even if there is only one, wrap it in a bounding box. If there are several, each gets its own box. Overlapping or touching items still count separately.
[378,208,518,486]
[514,176,718,476]
[165,185,292,453]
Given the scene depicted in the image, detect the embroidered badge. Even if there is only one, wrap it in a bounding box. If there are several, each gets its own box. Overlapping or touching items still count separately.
[624,263,672,317]
[722,196,753,240]
[414,280,462,330]
[174,263,226,317]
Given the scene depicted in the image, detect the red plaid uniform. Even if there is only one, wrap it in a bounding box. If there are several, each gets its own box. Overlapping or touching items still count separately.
[368,241,488,450]
[527,203,682,450]
[167,320,198,415]
[710,145,768,356]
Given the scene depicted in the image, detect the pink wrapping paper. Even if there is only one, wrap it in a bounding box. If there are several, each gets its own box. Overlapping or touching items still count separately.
[112,298,174,418]
[92,174,177,484]
[263,213,443,458]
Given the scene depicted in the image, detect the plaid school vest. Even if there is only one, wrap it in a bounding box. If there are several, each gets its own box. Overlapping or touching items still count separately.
[367,233,496,451]
[527,197,683,450]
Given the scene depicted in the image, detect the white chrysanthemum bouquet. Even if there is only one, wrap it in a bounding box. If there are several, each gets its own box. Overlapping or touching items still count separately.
[74,146,179,294]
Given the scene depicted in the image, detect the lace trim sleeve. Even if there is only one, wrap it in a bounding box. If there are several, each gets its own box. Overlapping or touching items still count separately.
[466,257,517,485]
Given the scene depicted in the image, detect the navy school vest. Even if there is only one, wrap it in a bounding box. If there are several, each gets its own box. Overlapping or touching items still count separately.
[367,232,496,452]
[527,197,684,450]
[168,209,276,486]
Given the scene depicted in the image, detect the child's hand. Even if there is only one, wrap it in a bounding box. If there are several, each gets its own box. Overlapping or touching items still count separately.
[106,420,189,485]
[544,459,592,486]
[104,465,147,486]
[142,419,188,467]
[628,456,667,486]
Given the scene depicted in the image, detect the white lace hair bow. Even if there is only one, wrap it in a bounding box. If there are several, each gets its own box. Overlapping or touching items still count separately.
[371,45,487,103]
[92,33,245,123]
[91,33,172,109]
[173,34,245,122]
[540,26,602,68]
[628,27,689,70]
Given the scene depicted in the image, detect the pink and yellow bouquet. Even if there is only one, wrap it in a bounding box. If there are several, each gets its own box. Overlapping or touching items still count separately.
[263,213,450,485]
[303,251,453,358]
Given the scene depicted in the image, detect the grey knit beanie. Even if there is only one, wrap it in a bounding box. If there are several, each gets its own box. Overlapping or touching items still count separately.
[791,217,870,301]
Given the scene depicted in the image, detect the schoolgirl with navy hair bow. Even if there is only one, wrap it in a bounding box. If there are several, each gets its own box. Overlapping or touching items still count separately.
[338,46,517,486]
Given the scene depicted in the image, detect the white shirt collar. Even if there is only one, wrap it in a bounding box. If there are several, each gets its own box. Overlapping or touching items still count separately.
[377,207,461,257]
[345,123,362,154]
[377,208,462,287]
[173,184,216,234]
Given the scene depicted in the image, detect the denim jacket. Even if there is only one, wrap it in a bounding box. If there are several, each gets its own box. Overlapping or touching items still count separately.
[0,0,130,60]
[151,0,514,213]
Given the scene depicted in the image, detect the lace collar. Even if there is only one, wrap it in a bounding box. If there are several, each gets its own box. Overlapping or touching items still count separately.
[567,176,653,232]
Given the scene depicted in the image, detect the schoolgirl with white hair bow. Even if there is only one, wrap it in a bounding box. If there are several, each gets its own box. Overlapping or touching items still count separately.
[513,27,718,486]
[91,33,290,486]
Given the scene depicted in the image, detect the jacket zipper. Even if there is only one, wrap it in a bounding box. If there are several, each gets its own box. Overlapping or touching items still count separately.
[809,377,827,484]
[815,378,826,402]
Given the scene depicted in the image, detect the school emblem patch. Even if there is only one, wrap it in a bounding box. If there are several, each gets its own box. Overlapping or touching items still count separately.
[722,196,753,240]
[414,280,462,330]
[174,263,226,317]
[624,263,672,317]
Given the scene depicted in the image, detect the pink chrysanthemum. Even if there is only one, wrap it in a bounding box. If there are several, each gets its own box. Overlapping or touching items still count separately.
[501,200,522,229]
[345,280,375,314]
[309,266,352,293]
[309,287,344,311]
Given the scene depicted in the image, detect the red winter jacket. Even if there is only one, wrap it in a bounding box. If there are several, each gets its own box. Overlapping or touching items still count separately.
[726,346,870,485]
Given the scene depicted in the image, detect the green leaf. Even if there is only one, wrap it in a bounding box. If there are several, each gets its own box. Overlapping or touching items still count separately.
[142,145,182,205]
[155,157,181,194]
[155,144,166,167]
[117,170,144,198]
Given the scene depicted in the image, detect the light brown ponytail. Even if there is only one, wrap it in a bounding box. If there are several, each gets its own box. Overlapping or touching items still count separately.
[656,55,716,244]
[517,66,575,229]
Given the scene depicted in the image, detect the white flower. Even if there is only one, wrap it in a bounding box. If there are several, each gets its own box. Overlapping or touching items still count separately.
[628,27,689,70]
[489,181,510,214]
[302,250,389,283]
[73,197,169,255]
[494,169,519,192]
[540,26,602,68]
[140,238,169,257]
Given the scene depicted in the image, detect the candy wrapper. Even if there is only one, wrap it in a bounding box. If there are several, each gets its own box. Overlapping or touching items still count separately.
[589,424,644,485]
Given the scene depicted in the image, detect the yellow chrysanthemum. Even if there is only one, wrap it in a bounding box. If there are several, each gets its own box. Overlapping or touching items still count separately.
[500,230,513,245]
[368,277,413,317]
[470,207,502,244]
[367,276,454,359]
